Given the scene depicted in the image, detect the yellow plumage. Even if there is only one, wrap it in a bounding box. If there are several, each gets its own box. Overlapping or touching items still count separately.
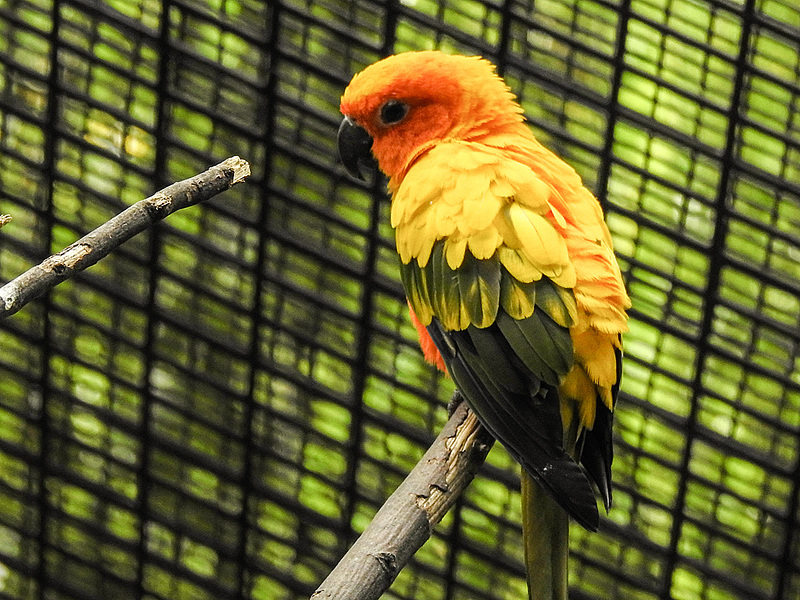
[339,51,632,600]
[393,136,621,437]
[394,142,577,295]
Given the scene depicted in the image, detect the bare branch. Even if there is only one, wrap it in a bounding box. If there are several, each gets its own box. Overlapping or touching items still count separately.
[312,398,494,600]
[0,156,250,318]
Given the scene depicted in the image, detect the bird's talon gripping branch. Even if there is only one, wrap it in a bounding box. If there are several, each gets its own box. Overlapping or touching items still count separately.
[446,390,464,418]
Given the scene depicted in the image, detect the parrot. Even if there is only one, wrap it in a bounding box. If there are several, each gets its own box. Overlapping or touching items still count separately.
[337,51,630,600]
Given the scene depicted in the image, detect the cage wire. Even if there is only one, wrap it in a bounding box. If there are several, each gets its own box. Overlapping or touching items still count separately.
[0,0,798,599]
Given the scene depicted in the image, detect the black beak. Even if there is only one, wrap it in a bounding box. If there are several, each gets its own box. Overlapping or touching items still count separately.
[337,117,378,181]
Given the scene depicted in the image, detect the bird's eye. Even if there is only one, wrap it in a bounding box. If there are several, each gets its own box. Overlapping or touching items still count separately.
[380,100,409,125]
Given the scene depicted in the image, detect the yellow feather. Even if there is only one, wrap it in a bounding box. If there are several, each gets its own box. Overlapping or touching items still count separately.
[597,386,613,412]
[392,180,434,228]
[587,316,630,335]
[505,204,574,286]
[417,210,440,267]
[559,366,596,430]
[417,238,436,268]
[390,195,406,229]
[490,178,515,198]
[548,201,567,228]
[406,223,427,264]
[444,237,467,270]
[514,173,553,212]
[577,370,598,430]
[497,247,540,283]
[431,241,471,330]
[574,290,629,332]
[462,188,503,232]
[493,209,521,249]
[573,329,619,393]
[457,144,500,170]
[430,202,458,237]
[510,204,564,264]
[396,229,413,265]
[467,227,501,260]
[550,265,577,289]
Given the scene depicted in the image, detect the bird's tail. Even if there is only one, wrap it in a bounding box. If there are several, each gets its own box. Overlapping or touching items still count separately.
[522,472,570,600]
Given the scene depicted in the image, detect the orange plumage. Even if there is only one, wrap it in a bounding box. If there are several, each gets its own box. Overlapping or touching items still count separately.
[339,51,630,600]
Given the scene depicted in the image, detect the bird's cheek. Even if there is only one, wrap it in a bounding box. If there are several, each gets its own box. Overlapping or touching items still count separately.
[368,136,409,180]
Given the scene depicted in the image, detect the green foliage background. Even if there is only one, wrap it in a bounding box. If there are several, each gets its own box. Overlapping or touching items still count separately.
[0,0,798,599]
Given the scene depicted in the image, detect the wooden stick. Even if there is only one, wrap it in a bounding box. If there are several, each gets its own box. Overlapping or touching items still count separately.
[0,156,250,318]
[312,397,494,600]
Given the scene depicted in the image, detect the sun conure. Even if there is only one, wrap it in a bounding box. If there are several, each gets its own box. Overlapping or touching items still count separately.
[337,51,630,600]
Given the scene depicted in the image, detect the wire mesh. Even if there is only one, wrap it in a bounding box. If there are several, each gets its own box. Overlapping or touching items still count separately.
[0,0,798,599]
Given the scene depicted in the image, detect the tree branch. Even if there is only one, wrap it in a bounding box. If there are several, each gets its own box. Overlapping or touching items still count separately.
[312,397,495,600]
[0,156,250,318]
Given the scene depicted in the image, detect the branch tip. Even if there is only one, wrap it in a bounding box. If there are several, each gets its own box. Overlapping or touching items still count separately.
[221,155,250,184]
[0,157,251,319]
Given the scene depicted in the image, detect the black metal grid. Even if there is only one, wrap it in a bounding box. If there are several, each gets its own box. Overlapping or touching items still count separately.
[0,1,798,599]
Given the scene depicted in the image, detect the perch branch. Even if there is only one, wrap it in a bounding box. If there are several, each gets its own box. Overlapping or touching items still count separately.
[0,156,250,318]
[312,397,495,600]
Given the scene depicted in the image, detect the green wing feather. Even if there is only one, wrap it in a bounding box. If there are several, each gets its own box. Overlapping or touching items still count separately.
[399,257,432,324]
[500,270,537,320]
[458,249,501,329]
[430,239,469,329]
[494,310,571,387]
[535,277,578,328]
[403,240,575,388]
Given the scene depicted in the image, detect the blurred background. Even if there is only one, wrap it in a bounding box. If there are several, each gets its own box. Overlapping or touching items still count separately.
[0,0,798,599]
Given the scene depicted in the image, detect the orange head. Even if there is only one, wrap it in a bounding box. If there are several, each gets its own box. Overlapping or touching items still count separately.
[338,51,526,185]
